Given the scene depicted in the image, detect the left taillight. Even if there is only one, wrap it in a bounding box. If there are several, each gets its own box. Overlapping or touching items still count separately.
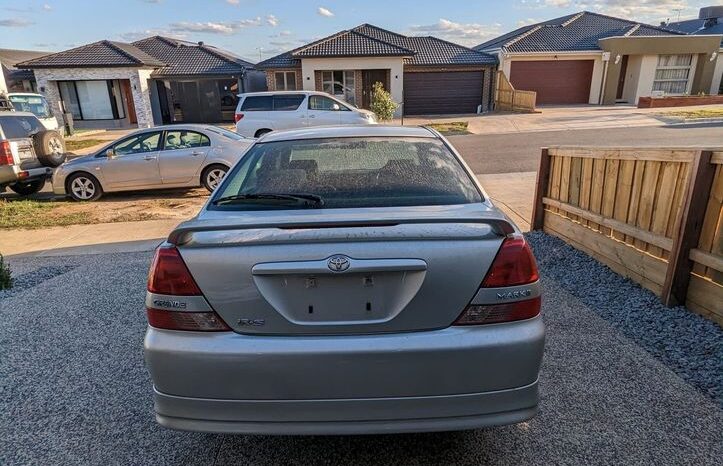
[146,246,230,332]
[454,234,540,326]
[234,112,244,123]
[0,140,14,166]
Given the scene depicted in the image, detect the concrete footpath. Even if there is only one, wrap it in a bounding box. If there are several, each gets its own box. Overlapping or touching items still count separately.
[0,174,536,257]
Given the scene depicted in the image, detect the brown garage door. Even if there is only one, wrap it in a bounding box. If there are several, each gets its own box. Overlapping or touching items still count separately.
[404,71,484,115]
[509,60,594,105]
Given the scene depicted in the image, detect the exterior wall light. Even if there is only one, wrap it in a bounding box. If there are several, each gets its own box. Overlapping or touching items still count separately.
[614,54,622,65]
[711,52,718,62]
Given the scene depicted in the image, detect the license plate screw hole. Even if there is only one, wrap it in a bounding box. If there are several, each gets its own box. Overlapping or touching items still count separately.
[308,305,314,314]
[366,302,371,311]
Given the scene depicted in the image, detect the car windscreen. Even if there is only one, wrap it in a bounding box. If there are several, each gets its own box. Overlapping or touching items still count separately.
[8,95,52,119]
[210,137,482,210]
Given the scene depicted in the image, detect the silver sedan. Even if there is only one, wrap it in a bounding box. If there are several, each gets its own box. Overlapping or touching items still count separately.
[52,124,253,201]
[144,125,545,435]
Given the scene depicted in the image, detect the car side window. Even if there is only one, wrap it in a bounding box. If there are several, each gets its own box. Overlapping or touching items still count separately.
[113,132,161,156]
[163,131,210,151]
[309,96,342,111]
[240,96,273,111]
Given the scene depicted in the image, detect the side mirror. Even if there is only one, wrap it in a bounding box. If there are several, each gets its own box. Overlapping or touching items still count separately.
[106,148,116,159]
[332,103,340,111]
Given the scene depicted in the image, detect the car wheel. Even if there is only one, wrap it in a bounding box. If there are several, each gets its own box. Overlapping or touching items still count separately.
[202,165,228,192]
[254,129,272,138]
[8,178,46,196]
[33,130,67,167]
[67,173,102,201]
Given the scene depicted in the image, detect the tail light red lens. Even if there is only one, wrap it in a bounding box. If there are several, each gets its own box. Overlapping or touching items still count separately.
[234,113,244,123]
[0,140,14,166]
[146,308,231,332]
[147,246,202,296]
[146,246,230,331]
[454,235,541,326]
[481,235,539,288]
[454,297,541,325]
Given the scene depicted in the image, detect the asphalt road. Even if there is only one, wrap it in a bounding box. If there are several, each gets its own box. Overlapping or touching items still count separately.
[1,239,721,465]
[451,122,723,175]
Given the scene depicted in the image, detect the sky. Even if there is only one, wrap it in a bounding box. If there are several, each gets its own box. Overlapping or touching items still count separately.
[0,0,717,62]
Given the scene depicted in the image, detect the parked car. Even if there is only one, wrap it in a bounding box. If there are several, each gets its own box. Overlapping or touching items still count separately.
[144,125,544,435]
[52,125,254,201]
[0,112,66,196]
[234,91,377,138]
[1,93,60,131]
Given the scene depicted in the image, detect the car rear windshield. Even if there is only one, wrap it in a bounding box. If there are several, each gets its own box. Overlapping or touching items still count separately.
[0,115,44,139]
[8,95,52,119]
[211,137,482,210]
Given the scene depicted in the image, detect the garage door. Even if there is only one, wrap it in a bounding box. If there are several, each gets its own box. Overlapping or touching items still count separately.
[509,60,594,105]
[404,71,484,115]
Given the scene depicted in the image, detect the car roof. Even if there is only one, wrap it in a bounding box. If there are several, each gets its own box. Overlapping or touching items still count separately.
[132,124,228,133]
[238,90,330,97]
[0,111,39,118]
[259,125,437,142]
[6,93,44,97]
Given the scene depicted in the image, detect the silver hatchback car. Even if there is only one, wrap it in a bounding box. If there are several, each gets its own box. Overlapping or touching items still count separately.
[52,125,253,201]
[144,126,544,435]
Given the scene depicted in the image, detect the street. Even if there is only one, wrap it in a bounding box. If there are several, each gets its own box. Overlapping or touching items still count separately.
[451,122,723,175]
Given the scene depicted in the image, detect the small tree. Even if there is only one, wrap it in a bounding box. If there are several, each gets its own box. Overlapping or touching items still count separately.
[370,82,397,121]
[0,253,12,290]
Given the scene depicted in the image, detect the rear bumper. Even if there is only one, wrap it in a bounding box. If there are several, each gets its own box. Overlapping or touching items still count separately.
[153,382,539,435]
[0,165,52,186]
[145,316,545,434]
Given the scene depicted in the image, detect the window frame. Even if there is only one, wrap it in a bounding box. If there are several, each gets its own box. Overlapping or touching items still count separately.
[104,131,163,157]
[652,54,695,95]
[161,130,211,152]
[321,70,356,105]
[274,71,297,91]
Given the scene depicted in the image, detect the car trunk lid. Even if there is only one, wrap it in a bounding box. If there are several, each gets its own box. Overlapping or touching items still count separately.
[172,205,512,335]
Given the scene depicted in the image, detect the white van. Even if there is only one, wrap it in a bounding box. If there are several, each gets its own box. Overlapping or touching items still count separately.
[6,93,60,131]
[234,91,377,138]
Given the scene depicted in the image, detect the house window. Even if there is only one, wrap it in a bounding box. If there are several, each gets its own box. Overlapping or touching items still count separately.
[321,71,356,105]
[652,54,693,95]
[57,80,125,120]
[274,72,297,90]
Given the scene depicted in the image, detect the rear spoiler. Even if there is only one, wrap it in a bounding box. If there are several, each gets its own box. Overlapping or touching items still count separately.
[167,218,515,246]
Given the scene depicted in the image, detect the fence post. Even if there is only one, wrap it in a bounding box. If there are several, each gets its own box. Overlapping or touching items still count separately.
[661,150,715,307]
[531,148,551,231]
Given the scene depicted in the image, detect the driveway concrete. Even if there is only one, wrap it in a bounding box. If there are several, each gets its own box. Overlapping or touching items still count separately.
[1,246,720,465]
[399,104,723,135]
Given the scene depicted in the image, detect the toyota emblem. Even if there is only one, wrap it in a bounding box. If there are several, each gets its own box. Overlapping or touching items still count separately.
[327,255,351,272]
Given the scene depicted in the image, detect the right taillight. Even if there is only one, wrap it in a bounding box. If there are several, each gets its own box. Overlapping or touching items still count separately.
[454,235,540,326]
[0,140,14,166]
[146,246,230,332]
[234,113,244,123]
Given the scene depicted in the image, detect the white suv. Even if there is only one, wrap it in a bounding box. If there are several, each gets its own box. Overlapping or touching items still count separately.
[234,91,377,138]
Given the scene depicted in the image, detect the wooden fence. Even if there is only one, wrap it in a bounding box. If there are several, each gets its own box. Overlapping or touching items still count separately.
[495,71,537,112]
[531,147,723,325]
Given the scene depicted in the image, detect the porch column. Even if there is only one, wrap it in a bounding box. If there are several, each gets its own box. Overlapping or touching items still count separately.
[130,69,155,128]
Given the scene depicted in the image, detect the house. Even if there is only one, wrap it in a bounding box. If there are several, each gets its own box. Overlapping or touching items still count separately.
[668,5,723,94]
[0,48,50,93]
[17,37,266,129]
[256,24,498,116]
[475,11,723,106]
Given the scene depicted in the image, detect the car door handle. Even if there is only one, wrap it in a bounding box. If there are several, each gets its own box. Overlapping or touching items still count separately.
[143,155,157,161]
[191,151,204,156]
[309,115,316,119]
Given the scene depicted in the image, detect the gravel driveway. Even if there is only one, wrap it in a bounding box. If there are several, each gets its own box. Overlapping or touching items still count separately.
[1,235,721,465]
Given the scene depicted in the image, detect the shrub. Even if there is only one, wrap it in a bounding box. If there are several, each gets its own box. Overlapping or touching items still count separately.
[0,253,12,290]
[370,82,397,121]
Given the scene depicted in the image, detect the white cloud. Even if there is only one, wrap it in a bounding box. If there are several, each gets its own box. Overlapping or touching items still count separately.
[42,3,52,11]
[517,18,541,26]
[169,17,262,34]
[317,7,334,17]
[119,29,187,41]
[577,0,694,23]
[0,18,34,27]
[226,0,240,4]
[266,14,278,26]
[408,18,503,46]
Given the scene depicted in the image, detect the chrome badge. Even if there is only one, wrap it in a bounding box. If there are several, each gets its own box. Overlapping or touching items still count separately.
[327,255,351,272]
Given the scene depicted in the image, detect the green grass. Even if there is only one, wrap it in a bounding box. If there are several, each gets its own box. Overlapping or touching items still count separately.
[0,200,86,229]
[662,107,723,119]
[65,139,106,152]
[427,121,470,135]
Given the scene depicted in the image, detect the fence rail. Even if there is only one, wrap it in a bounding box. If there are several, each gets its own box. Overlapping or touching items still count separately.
[532,146,723,325]
[495,71,537,112]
